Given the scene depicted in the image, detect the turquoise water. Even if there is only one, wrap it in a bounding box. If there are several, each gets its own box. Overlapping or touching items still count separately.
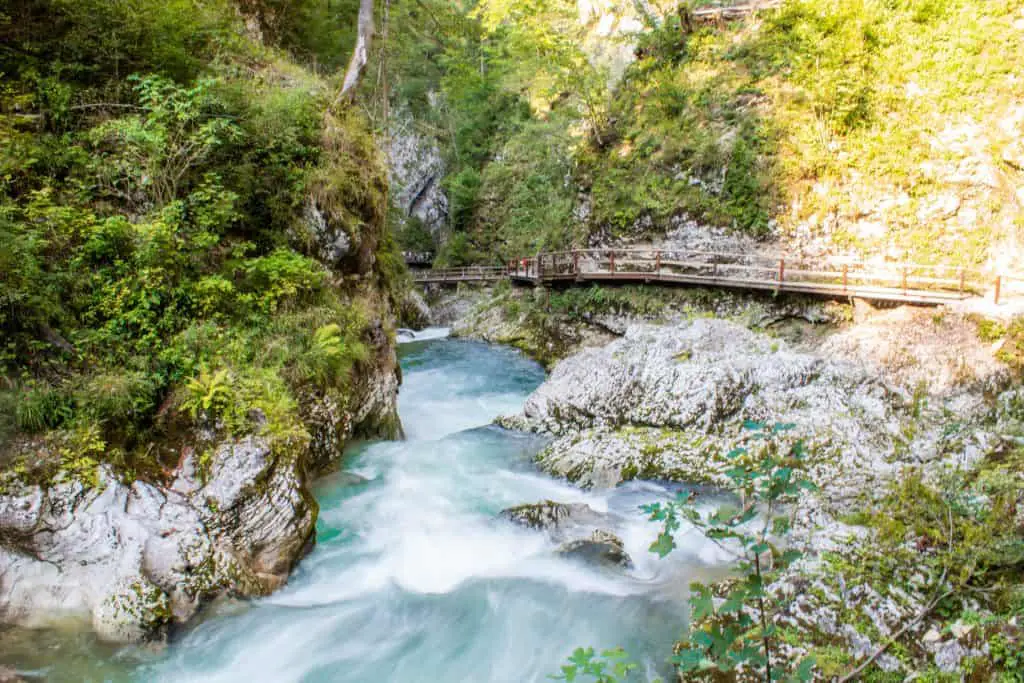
[3,337,727,682]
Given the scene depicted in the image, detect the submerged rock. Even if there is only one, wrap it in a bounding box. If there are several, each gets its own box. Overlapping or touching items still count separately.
[500,500,633,569]
[555,530,632,569]
[0,436,315,643]
[499,500,602,532]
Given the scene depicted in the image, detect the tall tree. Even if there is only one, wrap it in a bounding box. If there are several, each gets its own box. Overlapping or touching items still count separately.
[339,0,375,101]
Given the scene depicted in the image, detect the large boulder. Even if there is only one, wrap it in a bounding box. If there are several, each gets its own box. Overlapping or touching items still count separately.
[0,436,315,643]
[500,320,993,511]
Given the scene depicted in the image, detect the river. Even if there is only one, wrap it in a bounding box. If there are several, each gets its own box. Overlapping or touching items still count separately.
[2,335,728,682]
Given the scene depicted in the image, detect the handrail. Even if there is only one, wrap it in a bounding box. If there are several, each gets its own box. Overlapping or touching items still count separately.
[413,248,1021,305]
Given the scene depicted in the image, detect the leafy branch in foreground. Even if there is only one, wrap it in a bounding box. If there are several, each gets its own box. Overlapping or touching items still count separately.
[551,647,651,683]
[552,422,818,682]
[646,422,817,682]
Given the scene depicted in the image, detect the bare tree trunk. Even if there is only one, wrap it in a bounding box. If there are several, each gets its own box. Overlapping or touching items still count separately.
[338,0,376,104]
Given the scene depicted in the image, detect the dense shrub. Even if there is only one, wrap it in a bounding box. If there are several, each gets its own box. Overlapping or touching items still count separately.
[0,0,397,476]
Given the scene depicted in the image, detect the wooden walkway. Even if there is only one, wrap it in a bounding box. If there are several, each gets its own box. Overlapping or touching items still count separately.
[413,249,1015,306]
[412,265,507,284]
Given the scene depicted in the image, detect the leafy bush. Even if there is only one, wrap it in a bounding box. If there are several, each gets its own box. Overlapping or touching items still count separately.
[295,324,369,387]
[77,371,158,426]
[180,367,235,424]
[86,75,242,208]
[14,383,74,433]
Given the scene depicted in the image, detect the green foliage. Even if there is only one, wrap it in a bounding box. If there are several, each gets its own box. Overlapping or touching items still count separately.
[445,167,483,233]
[862,463,1024,613]
[650,423,818,681]
[552,647,649,683]
[86,75,242,207]
[557,424,819,682]
[476,116,578,258]
[234,0,362,71]
[14,383,73,433]
[395,215,436,252]
[435,232,482,267]
[990,633,1024,681]
[181,367,235,423]
[0,0,402,479]
[548,286,672,322]
[294,323,370,387]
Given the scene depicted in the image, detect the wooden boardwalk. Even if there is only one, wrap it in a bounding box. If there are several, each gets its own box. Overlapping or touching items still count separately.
[413,248,1014,306]
[411,265,507,284]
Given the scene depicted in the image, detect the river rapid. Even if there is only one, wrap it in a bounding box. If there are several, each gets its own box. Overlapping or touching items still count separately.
[2,335,729,682]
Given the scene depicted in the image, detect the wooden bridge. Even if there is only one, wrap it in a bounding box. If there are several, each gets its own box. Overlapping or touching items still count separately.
[412,248,1018,306]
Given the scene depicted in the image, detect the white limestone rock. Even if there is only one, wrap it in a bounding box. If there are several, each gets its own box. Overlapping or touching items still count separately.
[0,436,314,643]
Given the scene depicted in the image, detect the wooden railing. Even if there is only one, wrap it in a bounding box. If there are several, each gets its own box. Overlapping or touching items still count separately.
[414,248,1019,306]
[411,265,507,284]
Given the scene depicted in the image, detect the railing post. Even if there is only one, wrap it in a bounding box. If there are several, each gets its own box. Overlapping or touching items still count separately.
[902,267,908,296]
[778,258,785,283]
[609,251,615,274]
[842,264,849,293]
[655,250,661,277]
[959,268,965,295]
[573,250,579,275]
[995,275,1002,305]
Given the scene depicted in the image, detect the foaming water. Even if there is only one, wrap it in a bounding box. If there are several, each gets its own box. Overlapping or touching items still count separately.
[1,339,731,682]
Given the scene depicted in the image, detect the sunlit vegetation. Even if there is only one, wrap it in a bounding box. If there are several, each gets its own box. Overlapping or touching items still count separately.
[593,0,1024,261]
[386,0,1022,266]
[0,0,404,482]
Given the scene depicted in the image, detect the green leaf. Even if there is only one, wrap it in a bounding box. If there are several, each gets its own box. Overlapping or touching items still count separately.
[779,549,802,567]
[724,466,750,482]
[793,656,817,681]
[649,531,676,558]
[690,584,715,621]
[671,647,706,672]
[743,420,764,431]
[719,592,745,614]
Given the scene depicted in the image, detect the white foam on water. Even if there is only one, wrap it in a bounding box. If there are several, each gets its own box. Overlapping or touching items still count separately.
[127,339,737,682]
[396,326,451,344]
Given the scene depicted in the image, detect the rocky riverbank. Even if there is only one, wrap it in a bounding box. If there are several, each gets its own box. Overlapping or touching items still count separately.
[0,345,401,644]
[432,282,1024,677]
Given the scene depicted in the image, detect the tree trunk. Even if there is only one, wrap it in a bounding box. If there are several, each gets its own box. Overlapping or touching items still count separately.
[338,0,375,103]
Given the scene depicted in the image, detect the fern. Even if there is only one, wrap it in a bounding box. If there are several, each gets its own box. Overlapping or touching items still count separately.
[181,367,234,422]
